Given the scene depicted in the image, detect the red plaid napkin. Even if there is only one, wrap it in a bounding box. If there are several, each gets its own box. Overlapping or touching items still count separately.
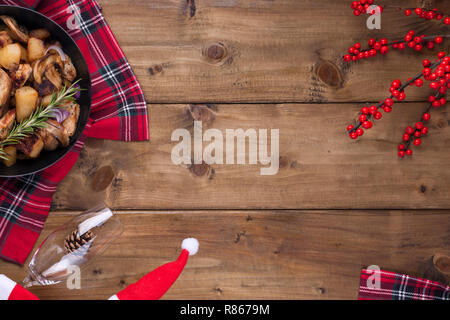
[359,268,449,300]
[0,0,149,264]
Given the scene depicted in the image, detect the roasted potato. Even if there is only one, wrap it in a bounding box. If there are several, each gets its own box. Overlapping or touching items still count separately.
[27,38,46,62]
[0,43,21,70]
[30,29,50,40]
[15,86,38,122]
[17,133,44,158]
[2,146,17,167]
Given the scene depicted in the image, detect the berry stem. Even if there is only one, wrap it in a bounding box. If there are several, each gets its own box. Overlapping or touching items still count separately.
[404,90,441,151]
[348,57,446,133]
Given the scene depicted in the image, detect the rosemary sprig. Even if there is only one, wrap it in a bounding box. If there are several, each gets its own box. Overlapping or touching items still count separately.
[0,80,82,160]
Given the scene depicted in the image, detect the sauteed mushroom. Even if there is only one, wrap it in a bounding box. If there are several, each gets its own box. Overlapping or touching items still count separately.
[0,16,29,44]
[62,102,80,137]
[32,54,64,96]
[10,63,32,91]
[0,109,15,140]
[45,63,63,90]
[38,119,70,151]
[30,29,50,41]
[33,54,63,85]
[62,57,77,82]
[0,31,12,48]
[0,68,12,114]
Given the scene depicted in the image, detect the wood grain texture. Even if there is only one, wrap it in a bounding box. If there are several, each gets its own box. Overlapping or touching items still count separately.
[2,0,450,302]
[98,0,449,103]
[52,103,450,210]
[1,210,448,300]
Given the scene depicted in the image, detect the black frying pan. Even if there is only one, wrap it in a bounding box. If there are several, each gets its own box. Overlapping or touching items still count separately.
[0,5,91,177]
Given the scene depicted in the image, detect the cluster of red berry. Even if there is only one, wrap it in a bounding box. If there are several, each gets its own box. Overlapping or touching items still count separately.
[346,1,449,158]
[347,52,449,143]
[350,0,380,16]
[404,8,450,25]
[343,31,445,62]
[397,54,450,157]
[350,1,450,25]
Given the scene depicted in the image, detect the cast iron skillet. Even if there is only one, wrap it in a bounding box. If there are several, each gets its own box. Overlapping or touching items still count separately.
[0,5,91,177]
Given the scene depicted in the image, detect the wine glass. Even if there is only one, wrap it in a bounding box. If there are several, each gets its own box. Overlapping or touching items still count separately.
[23,204,123,287]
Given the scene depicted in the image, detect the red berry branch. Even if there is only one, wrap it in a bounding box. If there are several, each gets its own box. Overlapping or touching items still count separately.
[345,1,449,158]
[344,32,449,62]
[347,53,449,143]
[404,7,450,26]
[350,1,450,25]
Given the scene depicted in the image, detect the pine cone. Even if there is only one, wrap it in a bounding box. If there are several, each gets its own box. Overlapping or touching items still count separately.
[64,229,94,254]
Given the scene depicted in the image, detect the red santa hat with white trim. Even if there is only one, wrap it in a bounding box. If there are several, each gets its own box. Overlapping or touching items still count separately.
[0,275,39,300]
[109,237,199,300]
[0,238,199,300]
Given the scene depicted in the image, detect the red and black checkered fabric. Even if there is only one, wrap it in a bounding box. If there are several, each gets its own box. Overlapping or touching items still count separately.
[0,0,149,265]
[359,268,449,300]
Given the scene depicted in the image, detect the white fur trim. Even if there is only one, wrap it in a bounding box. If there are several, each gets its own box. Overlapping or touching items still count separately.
[182,238,199,256]
[0,275,16,300]
[108,294,119,300]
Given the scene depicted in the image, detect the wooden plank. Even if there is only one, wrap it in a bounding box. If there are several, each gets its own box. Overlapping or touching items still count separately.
[1,210,448,300]
[53,103,450,210]
[97,0,449,103]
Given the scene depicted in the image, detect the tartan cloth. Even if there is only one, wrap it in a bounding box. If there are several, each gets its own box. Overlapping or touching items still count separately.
[0,0,149,265]
[359,269,450,300]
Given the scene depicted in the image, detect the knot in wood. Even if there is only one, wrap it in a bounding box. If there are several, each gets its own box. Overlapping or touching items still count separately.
[91,165,115,192]
[190,162,211,177]
[204,43,227,64]
[207,44,225,60]
[315,60,342,88]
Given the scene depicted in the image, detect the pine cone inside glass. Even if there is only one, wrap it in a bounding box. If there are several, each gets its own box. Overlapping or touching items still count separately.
[64,229,95,254]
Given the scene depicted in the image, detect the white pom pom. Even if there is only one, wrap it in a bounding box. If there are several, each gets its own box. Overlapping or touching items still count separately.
[182,238,199,256]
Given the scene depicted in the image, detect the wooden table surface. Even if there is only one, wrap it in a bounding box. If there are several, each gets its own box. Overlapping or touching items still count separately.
[1,0,449,300]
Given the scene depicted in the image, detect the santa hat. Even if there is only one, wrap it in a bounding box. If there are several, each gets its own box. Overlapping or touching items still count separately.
[0,275,39,300]
[0,238,199,301]
[109,238,199,300]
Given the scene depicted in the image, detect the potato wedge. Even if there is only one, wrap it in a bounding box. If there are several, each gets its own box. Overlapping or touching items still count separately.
[2,145,17,167]
[30,29,50,40]
[0,43,21,70]
[17,134,44,158]
[15,86,38,122]
[27,38,46,62]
